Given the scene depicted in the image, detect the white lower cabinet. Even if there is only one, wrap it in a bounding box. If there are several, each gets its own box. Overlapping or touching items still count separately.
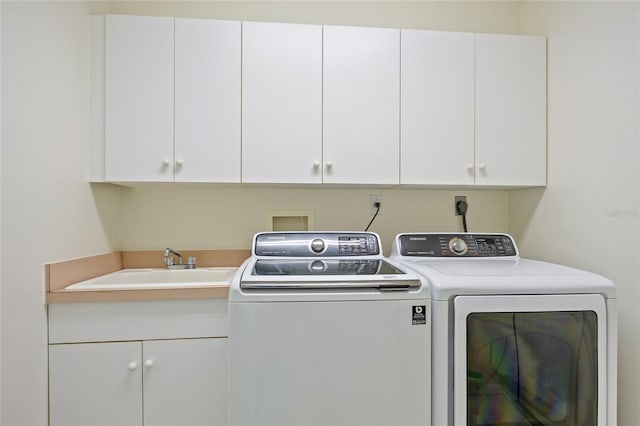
[48,299,228,426]
[49,338,227,426]
[143,338,227,426]
[50,341,143,426]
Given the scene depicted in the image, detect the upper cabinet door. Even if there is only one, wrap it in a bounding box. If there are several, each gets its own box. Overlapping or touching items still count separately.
[175,19,241,183]
[401,30,475,185]
[475,34,547,186]
[242,22,323,184]
[323,26,400,184]
[105,15,174,182]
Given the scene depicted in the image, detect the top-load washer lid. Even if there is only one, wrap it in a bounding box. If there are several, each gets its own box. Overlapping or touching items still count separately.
[252,258,404,276]
[242,258,420,290]
[238,231,421,290]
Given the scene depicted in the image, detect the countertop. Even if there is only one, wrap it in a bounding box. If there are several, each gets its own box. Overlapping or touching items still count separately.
[46,250,250,303]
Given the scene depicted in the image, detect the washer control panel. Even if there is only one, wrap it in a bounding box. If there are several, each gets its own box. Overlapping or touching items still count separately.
[397,233,517,257]
[254,232,381,257]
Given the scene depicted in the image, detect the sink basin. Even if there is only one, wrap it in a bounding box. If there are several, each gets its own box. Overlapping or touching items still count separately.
[64,267,237,291]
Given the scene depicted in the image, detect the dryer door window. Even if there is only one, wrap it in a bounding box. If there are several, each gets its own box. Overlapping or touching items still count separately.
[453,294,607,426]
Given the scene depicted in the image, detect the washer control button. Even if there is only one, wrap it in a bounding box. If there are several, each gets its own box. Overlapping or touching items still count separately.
[310,238,325,253]
[449,238,468,255]
[310,260,327,272]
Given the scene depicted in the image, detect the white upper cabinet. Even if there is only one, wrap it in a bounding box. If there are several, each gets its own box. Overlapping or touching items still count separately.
[242,22,323,183]
[103,15,241,183]
[323,26,400,185]
[96,16,545,187]
[475,34,547,186]
[50,339,228,426]
[400,30,475,185]
[175,19,241,183]
[105,15,174,182]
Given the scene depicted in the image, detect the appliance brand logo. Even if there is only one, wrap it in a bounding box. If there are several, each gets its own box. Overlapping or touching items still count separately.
[409,237,427,241]
[412,305,427,325]
[266,236,286,240]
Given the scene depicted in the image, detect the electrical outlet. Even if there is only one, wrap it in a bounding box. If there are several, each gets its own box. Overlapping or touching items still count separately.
[454,196,467,216]
[370,195,383,215]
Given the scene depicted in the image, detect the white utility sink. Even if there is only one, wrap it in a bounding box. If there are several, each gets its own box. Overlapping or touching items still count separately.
[64,267,237,291]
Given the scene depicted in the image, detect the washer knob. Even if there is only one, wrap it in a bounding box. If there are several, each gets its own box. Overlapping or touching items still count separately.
[310,238,325,253]
[449,238,468,255]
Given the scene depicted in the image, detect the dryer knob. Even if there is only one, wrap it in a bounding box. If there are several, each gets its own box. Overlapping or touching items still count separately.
[449,238,468,255]
[310,238,325,253]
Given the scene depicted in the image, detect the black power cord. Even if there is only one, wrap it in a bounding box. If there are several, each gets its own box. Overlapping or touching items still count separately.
[364,202,381,231]
[456,199,469,232]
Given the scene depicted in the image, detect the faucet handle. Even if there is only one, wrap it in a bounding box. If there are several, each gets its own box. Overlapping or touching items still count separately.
[165,257,174,267]
[187,256,196,269]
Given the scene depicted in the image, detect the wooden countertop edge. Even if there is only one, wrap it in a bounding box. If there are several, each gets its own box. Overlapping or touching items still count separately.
[46,249,249,304]
[47,252,123,292]
[47,285,230,303]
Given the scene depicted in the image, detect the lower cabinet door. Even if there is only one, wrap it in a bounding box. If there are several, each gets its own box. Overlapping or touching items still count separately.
[142,338,228,426]
[49,341,143,426]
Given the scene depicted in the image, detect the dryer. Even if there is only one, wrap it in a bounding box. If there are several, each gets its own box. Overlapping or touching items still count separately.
[390,232,617,426]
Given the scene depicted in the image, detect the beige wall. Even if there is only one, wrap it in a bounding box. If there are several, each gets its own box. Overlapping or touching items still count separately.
[512,2,640,424]
[109,0,522,33]
[0,1,117,424]
[1,1,638,425]
[117,185,509,255]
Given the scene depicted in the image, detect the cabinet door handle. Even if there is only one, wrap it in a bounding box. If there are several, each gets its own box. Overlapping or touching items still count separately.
[313,161,320,168]
[162,159,171,167]
[176,159,184,167]
[144,359,154,369]
[326,161,333,169]
[478,163,487,172]
[466,163,474,172]
[127,362,138,371]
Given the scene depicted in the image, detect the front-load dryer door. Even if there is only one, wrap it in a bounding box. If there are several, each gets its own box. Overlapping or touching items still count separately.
[453,294,607,426]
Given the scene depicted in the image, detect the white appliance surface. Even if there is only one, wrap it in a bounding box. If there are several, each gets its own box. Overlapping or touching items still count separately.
[390,232,617,426]
[229,232,431,426]
[407,257,616,300]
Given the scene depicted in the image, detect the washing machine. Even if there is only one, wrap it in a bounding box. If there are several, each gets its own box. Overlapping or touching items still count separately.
[390,232,617,426]
[229,232,430,426]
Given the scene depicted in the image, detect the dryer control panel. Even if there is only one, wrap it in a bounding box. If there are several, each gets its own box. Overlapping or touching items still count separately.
[397,233,517,257]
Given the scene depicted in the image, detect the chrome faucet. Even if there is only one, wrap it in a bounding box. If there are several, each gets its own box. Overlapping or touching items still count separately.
[163,248,196,269]
[163,248,183,268]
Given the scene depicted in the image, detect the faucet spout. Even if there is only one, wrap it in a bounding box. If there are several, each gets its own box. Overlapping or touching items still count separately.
[163,248,183,267]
